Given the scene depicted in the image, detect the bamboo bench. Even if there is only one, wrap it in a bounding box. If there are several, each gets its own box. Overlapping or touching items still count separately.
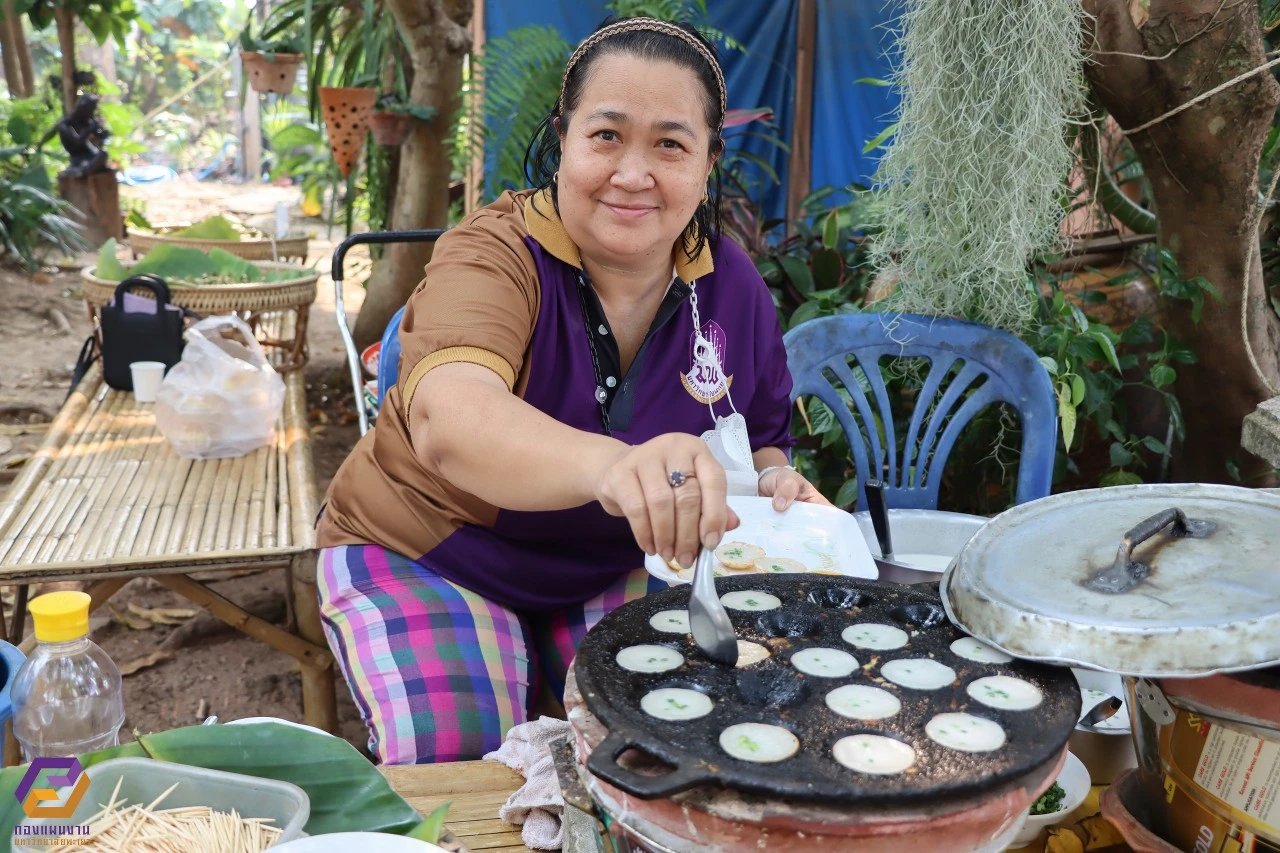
[0,357,337,748]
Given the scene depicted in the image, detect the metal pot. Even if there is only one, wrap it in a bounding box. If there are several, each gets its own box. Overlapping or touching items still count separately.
[940,483,1280,851]
[852,509,987,585]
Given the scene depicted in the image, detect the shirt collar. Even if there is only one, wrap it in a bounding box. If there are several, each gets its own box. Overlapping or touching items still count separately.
[523,187,715,281]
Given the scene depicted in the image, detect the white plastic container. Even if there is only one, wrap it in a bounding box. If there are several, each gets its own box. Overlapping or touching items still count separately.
[18,756,310,843]
[11,591,124,760]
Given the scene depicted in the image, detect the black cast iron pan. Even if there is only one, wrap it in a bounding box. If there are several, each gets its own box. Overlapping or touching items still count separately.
[574,574,1080,805]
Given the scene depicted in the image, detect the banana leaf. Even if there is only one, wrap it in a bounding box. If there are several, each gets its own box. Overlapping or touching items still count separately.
[0,722,440,842]
[95,238,129,281]
[173,215,242,241]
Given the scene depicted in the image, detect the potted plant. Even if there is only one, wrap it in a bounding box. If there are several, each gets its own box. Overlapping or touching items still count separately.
[239,23,306,95]
[369,93,436,146]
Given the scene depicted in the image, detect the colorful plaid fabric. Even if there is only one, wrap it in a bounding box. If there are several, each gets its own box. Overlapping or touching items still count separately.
[318,544,664,764]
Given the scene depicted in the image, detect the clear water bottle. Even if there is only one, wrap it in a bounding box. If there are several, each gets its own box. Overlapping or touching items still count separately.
[11,591,125,760]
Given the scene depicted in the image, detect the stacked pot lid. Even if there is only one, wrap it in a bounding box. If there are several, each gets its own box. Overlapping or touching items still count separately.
[941,483,1280,678]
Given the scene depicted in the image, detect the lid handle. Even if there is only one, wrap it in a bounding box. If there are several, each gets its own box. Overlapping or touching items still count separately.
[1083,507,1216,594]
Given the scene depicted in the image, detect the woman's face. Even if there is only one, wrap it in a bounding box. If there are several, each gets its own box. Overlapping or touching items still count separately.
[557,53,717,272]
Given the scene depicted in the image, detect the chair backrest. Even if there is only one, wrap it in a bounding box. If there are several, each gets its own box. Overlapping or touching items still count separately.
[783,313,1057,511]
[377,305,407,406]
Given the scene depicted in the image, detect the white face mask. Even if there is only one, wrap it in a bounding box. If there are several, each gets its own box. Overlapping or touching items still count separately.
[688,281,757,496]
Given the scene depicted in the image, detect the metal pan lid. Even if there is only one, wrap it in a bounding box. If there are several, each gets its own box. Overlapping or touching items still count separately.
[941,484,1280,677]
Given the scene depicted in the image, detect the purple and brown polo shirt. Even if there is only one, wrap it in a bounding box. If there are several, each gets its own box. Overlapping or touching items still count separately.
[317,189,795,610]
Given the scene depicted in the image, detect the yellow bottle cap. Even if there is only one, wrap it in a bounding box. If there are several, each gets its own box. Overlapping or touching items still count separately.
[29,591,91,643]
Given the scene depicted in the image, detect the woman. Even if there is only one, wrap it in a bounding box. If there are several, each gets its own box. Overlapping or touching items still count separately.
[317,16,828,765]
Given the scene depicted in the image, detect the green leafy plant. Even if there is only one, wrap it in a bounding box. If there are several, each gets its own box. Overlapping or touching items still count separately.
[774,194,1203,512]
[375,93,437,124]
[451,23,571,200]
[267,113,339,220]
[750,187,884,332]
[0,169,87,269]
[239,20,306,58]
[0,114,86,268]
[453,0,740,203]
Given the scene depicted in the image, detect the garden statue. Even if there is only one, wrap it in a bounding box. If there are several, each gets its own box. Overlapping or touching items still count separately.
[57,94,111,178]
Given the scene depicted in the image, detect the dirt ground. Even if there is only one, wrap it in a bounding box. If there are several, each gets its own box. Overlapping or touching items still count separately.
[0,178,375,753]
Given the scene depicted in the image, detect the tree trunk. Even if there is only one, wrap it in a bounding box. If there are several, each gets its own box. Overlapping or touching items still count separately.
[0,0,33,97]
[13,6,33,98]
[54,6,76,113]
[351,0,472,349]
[0,2,21,96]
[1083,0,1280,483]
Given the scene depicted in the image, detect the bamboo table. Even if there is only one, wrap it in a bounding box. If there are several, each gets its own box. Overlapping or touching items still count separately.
[0,363,337,742]
[382,761,534,853]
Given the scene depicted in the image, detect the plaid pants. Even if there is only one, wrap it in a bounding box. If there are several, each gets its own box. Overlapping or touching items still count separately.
[317,544,663,765]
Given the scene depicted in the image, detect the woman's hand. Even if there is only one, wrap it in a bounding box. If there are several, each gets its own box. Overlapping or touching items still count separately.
[594,434,740,569]
[758,467,831,512]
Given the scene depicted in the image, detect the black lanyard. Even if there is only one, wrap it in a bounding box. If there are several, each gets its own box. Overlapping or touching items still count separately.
[574,273,612,436]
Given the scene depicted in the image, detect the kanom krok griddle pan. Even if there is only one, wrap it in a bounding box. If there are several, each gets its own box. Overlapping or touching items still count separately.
[574,574,1080,804]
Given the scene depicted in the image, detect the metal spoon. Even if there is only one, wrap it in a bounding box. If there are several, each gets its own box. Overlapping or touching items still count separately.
[688,547,738,666]
[1077,695,1124,732]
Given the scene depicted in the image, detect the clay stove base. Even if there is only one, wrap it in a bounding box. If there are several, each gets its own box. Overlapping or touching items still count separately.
[565,667,1063,853]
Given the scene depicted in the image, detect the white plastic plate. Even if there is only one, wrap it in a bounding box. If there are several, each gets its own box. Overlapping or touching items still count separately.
[644,496,877,585]
[271,832,449,853]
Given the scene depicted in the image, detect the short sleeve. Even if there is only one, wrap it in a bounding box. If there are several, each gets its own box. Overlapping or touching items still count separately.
[398,193,540,415]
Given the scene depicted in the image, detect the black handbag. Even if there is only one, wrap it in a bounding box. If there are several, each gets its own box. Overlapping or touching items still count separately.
[96,275,188,391]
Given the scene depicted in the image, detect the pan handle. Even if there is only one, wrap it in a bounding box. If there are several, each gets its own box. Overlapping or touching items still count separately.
[1083,507,1216,594]
[585,731,718,799]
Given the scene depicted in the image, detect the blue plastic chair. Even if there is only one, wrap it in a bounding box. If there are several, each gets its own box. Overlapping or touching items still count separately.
[0,640,26,764]
[377,306,407,406]
[783,313,1057,511]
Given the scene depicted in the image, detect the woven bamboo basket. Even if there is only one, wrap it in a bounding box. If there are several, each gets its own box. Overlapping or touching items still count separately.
[126,230,311,263]
[81,263,319,371]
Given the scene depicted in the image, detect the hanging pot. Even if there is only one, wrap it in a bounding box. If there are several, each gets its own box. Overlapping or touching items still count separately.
[317,87,377,179]
[369,111,414,147]
[240,51,304,95]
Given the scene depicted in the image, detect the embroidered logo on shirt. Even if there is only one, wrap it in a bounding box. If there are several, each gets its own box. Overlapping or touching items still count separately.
[680,321,734,404]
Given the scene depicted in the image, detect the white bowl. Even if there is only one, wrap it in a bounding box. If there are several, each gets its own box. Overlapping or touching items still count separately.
[853,508,988,584]
[1009,751,1091,848]
[644,496,877,584]
[271,832,449,853]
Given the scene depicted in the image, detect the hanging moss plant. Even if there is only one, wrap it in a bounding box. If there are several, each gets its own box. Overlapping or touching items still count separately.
[870,0,1087,331]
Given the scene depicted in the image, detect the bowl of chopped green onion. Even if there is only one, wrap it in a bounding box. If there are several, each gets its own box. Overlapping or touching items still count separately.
[1010,751,1091,848]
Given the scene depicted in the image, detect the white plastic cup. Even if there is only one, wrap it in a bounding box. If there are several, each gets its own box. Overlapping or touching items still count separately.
[130,361,167,403]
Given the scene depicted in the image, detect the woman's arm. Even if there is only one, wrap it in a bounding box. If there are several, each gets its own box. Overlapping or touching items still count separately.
[412,362,738,567]
[411,362,626,511]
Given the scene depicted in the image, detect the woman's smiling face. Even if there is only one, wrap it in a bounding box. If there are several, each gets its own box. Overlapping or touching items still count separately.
[556,52,717,271]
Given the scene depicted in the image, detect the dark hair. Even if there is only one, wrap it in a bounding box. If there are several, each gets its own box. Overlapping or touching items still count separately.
[524,18,725,265]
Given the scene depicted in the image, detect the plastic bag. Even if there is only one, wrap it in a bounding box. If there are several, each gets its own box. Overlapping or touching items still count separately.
[155,315,285,460]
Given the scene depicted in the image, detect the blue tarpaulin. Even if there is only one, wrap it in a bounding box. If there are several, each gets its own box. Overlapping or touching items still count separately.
[482,0,900,221]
